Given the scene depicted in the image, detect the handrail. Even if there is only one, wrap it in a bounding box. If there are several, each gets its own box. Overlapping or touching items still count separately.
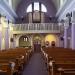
[12,23,60,31]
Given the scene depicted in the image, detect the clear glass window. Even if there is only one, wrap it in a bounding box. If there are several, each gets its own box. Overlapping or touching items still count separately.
[27,2,47,13]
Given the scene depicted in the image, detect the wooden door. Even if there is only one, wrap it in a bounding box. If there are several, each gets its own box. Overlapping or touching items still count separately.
[33,41,41,52]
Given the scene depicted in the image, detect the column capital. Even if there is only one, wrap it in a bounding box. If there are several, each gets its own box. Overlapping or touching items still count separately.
[71,11,75,24]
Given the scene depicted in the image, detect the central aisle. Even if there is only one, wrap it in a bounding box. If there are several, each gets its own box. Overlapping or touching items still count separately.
[22,52,48,75]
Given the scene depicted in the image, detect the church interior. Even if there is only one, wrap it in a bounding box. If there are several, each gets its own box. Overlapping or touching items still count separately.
[0,0,75,75]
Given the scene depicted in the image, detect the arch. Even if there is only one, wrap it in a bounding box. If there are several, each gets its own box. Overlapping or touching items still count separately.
[26,2,47,13]
[16,0,57,17]
[45,34,59,47]
[19,35,30,47]
[27,4,32,12]
[41,4,47,12]
[33,34,42,44]
[33,34,42,52]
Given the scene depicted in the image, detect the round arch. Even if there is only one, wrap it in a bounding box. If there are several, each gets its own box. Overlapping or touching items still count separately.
[33,34,42,44]
[19,35,31,47]
[26,2,47,13]
[16,0,57,17]
[45,34,59,47]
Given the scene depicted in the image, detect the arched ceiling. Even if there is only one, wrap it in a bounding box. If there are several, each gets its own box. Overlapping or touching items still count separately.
[3,0,66,18]
[15,0,58,17]
[51,0,60,10]
[12,0,22,11]
[52,0,67,10]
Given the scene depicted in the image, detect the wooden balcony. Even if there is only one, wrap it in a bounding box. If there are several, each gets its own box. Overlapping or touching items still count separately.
[12,23,62,34]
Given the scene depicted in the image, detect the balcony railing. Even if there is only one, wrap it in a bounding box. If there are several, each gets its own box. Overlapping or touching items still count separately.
[12,23,61,34]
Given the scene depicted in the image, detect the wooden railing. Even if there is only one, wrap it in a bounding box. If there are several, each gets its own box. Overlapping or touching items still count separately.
[12,23,62,34]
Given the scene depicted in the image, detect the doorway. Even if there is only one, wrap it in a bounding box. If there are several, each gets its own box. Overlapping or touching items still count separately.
[33,35,41,52]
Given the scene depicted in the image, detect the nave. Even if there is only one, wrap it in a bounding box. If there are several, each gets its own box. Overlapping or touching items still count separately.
[0,46,48,75]
[1,46,75,75]
[22,52,48,75]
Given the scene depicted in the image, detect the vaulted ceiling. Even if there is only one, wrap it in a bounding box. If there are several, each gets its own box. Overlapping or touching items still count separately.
[51,0,60,10]
[0,0,69,22]
[15,0,59,17]
[13,0,60,11]
[5,0,63,18]
[12,0,22,11]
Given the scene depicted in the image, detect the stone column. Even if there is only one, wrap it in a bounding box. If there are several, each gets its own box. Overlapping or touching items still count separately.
[71,11,75,50]
[63,18,69,48]
[0,23,2,50]
[1,19,9,49]
[5,23,9,49]
[0,16,7,50]
[9,22,14,48]
[1,26,6,50]
[71,23,75,49]
[64,27,68,48]
[30,35,33,47]
[13,34,18,48]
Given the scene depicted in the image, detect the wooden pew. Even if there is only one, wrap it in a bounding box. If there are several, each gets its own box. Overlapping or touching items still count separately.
[42,47,75,75]
[0,47,32,75]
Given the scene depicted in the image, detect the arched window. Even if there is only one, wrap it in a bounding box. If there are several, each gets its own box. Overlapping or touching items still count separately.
[27,2,47,13]
[34,2,39,11]
[27,4,32,12]
[23,36,29,42]
[41,4,47,12]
